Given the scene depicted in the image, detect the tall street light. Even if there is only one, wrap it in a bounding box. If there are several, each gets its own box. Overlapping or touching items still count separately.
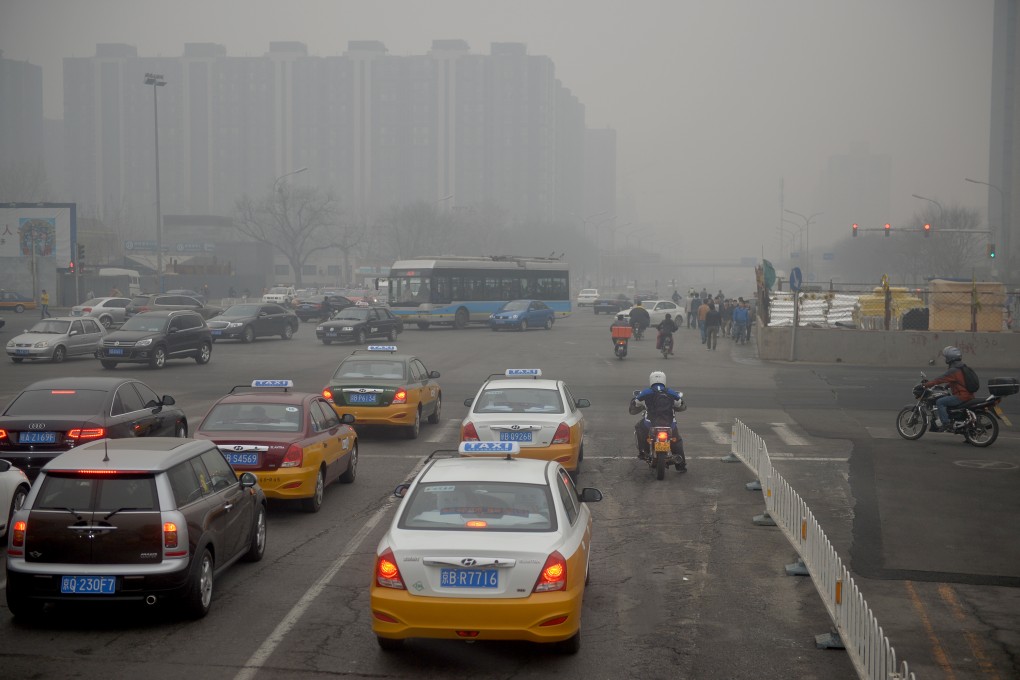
[273,166,308,194]
[966,177,1010,285]
[144,73,167,292]
[784,209,823,281]
[911,193,944,227]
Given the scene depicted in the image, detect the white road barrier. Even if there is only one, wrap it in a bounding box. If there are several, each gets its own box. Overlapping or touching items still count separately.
[730,419,915,680]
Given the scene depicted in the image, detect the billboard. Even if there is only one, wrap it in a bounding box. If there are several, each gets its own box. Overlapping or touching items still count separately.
[0,203,77,301]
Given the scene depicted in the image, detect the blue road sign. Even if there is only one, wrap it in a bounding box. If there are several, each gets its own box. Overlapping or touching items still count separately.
[789,267,803,292]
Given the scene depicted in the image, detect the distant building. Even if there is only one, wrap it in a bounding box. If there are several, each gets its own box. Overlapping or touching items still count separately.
[988,0,1018,282]
[0,51,45,197]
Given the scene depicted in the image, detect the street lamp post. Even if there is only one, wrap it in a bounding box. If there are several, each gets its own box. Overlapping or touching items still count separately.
[273,166,308,194]
[965,177,1011,285]
[911,193,944,228]
[144,73,167,292]
[784,209,823,281]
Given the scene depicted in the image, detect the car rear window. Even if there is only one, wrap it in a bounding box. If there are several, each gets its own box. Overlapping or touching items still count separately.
[399,482,555,531]
[334,360,405,380]
[4,389,108,416]
[35,473,158,512]
[473,388,564,414]
[200,402,303,432]
[130,296,151,306]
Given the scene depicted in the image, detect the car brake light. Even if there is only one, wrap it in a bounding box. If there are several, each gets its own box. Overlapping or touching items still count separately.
[0,429,7,440]
[533,551,567,592]
[322,388,334,403]
[392,389,407,404]
[462,422,479,441]
[51,390,77,395]
[552,422,571,445]
[163,521,178,549]
[82,307,93,313]
[376,548,406,589]
[12,520,27,548]
[281,443,303,468]
[67,427,106,441]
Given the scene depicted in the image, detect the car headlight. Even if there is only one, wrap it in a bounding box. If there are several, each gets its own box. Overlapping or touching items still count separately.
[6,340,13,347]
[136,338,153,347]
[33,340,49,348]
[342,326,354,332]
[227,322,243,328]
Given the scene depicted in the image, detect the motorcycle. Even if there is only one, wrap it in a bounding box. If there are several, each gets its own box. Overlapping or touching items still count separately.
[895,371,1016,447]
[633,390,687,479]
[659,332,674,359]
[611,324,633,359]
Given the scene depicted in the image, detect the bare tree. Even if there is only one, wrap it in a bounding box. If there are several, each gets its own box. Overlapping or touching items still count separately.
[331,215,368,286]
[375,200,459,261]
[235,185,338,287]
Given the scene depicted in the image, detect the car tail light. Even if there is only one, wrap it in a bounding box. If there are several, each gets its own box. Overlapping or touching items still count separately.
[281,444,303,468]
[456,631,480,638]
[9,520,27,555]
[322,388,334,403]
[552,423,571,445]
[137,306,150,313]
[0,429,7,441]
[376,548,406,589]
[82,307,93,313]
[462,422,479,441]
[163,522,178,548]
[67,427,106,441]
[392,389,407,404]
[533,551,567,593]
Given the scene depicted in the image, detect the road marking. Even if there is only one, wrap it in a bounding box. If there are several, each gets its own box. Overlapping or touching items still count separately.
[905,580,956,679]
[234,455,429,680]
[769,422,810,446]
[700,422,732,445]
[938,584,1000,680]
[425,418,460,443]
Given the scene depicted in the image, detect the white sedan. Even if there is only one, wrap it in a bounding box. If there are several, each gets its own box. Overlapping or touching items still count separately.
[460,369,589,473]
[621,299,684,326]
[70,297,133,328]
[575,289,599,306]
[370,442,603,653]
[0,459,31,540]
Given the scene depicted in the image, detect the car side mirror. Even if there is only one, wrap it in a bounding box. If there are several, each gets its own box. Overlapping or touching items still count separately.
[429,370,440,378]
[259,312,267,317]
[578,488,603,503]
[575,398,591,408]
[0,459,11,473]
[393,483,411,498]
[340,413,355,424]
[161,395,176,406]
[464,398,474,407]
[69,330,79,336]
[239,472,258,488]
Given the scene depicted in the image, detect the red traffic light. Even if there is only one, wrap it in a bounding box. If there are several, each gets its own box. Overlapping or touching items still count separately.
[852,223,858,238]
[923,223,931,237]
[69,261,75,273]
[884,223,891,237]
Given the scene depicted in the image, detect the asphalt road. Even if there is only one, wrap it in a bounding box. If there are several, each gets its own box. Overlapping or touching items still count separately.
[0,310,1017,679]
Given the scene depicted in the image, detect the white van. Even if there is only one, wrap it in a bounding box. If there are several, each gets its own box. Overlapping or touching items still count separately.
[97,268,142,295]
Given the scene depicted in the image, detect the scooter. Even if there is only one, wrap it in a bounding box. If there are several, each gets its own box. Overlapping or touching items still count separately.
[614,337,629,359]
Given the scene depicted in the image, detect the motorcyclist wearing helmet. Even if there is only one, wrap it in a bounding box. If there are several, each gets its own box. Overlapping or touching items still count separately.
[629,370,686,469]
[629,301,651,337]
[923,346,976,431]
[655,312,679,353]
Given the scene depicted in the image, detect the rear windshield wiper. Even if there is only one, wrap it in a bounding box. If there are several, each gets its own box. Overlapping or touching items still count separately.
[104,507,149,520]
[39,506,84,520]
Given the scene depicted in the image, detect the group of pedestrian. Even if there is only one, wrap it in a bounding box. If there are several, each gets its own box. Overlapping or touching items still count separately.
[682,289,754,350]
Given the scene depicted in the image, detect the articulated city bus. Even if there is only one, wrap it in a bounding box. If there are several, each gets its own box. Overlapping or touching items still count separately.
[386,256,571,329]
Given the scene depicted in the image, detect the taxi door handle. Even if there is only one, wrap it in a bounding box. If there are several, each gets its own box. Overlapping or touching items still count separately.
[223,503,233,512]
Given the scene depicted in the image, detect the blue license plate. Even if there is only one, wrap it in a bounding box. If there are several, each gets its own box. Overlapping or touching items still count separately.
[211,330,222,336]
[20,431,57,444]
[225,452,259,466]
[327,330,338,335]
[15,349,30,355]
[60,575,116,594]
[348,393,377,404]
[440,568,498,588]
[499,431,533,442]
[107,348,124,356]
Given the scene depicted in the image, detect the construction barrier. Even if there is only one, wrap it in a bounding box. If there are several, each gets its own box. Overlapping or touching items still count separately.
[728,420,916,680]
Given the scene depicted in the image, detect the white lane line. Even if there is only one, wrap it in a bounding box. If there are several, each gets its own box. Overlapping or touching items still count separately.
[769,422,811,447]
[234,455,428,680]
[700,422,732,446]
[425,418,460,443]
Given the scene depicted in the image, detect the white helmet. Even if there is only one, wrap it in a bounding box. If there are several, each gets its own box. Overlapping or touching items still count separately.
[649,371,666,386]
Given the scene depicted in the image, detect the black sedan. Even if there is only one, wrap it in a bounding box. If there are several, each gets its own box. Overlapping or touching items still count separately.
[316,305,403,345]
[592,294,631,315]
[0,377,187,480]
[295,294,355,323]
[206,303,300,342]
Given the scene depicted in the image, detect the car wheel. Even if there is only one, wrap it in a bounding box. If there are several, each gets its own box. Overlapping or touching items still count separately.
[427,395,442,424]
[99,315,113,329]
[11,357,23,363]
[241,326,255,344]
[149,346,166,369]
[416,322,430,330]
[339,442,358,483]
[281,323,294,340]
[544,317,553,330]
[182,548,214,619]
[5,584,43,621]
[3,485,29,540]
[377,636,404,651]
[355,329,366,344]
[302,468,326,513]
[14,304,24,313]
[322,338,333,345]
[386,327,397,341]
[175,422,188,437]
[519,319,528,332]
[242,504,267,562]
[405,409,421,439]
[454,307,469,329]
[195,342,212,365]
[100,360,117,369]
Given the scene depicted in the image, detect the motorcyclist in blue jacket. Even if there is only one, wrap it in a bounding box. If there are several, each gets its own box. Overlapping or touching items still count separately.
[629,370,686,469]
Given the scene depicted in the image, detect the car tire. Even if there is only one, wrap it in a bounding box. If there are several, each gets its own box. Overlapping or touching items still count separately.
[427,395,442,424]
[322,338,333,345]
[354,329,366,344]
[5,584,43,621]
[405,409,421,439]
[543,317,553,330]
[386,328,397,341]
[195,342,212,365]
[339,442,358,484]
[99,315,113,329]
[377,636,404,651]
[149,346,167,369]
[3,485,29,540]
[519,319,528,332]
[241,326,255,344]
[182,548,214,619]
[11,357,23,363]
[416,322,430,330]
[14,304,24,313]
[175,422,188,437]
[100,360,117,369]
[302,468,326,513]
[281,323,294,340]
[242,504,267,563]
[454,308,469,329]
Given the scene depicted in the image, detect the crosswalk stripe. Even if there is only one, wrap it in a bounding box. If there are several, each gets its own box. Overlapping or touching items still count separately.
[700,422,732,445]
[769,422,811,446]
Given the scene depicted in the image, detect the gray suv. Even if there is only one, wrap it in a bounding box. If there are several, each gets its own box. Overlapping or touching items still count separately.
[97,310,212,369]
[5,438,267,619]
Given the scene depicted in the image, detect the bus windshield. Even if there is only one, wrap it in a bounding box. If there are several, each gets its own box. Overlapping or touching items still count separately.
[391,277,432,304]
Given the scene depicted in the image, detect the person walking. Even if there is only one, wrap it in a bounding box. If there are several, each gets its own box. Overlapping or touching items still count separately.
[697,298,710,344]
[40,289,52,318]
[704,300,721,350]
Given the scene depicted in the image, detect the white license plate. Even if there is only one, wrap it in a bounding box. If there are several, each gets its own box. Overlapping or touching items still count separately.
[440,569,498,588]
[60,575,116,594]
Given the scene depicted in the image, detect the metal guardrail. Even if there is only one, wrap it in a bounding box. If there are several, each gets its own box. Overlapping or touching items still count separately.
[729,419,916,680]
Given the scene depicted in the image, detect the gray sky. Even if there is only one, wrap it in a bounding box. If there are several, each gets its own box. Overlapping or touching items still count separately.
[0,0,995,261]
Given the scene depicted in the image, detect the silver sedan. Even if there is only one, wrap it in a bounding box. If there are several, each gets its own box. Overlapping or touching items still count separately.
[70,296,133,328]
[5,316,107,363]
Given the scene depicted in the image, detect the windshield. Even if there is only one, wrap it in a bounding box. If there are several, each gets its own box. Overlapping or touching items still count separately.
[269,287,291,294]
[330,308,370,322]
[399,482,555,531]
[333,360,405,380]
[221,304,260,318]
[4,389,108,416]
[390,277,432,304]
[200,402,303,432]
[28,320,71,334]
[500,300,529,312]
[473,387,564,414]
[119,316,168,333]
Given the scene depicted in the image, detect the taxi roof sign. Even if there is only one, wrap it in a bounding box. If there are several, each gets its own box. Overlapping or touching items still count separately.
[367,345,398,352]
[458,441,521,456]
[505,368,542,377]
[251,379,293,388]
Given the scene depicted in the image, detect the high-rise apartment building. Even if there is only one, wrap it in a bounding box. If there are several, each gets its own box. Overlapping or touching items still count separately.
[0,51,45,194]
[988,0,1018,283]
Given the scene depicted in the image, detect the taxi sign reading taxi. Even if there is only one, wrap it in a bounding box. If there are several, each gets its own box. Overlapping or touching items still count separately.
[505,368,542,377]
[789,267,803,292]
[252,379,294,388]
[367,345,398,352]
[458,442,521,455]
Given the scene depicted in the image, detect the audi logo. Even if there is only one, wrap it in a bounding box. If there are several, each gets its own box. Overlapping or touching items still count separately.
[28,423,47,430]
[460,558,477,566]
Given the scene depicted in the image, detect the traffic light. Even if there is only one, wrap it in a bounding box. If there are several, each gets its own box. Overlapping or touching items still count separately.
[988,243,997,258]
[923,223,931,238]
[69,260,75,274]
[77,243,85,261]
[852,223,858,238]
[884,223,891,237]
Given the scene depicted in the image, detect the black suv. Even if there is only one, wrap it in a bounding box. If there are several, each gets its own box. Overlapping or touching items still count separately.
[125,294,223,320]
[6,438,267,619]
[98,310,212,369]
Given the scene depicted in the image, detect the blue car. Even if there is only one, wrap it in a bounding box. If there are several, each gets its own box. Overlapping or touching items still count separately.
[489,299,556,331]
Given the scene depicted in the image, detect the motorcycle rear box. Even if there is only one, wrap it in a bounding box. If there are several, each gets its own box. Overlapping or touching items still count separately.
[988,377,1019,397]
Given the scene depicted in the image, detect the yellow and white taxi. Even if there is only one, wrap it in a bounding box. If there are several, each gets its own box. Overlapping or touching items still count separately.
[461,369,590,473]
[371,442,603,653]
[194,379,357,513]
